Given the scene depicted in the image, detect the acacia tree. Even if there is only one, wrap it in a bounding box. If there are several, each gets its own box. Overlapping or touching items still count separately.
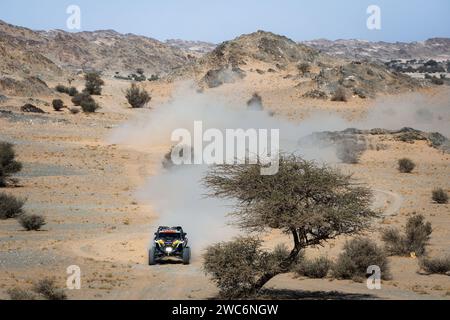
[203,154,376,297]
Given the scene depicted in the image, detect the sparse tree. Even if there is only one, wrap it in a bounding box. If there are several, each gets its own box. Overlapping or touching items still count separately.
[203,154,376,296]
[84,72,104,95]
[0,142,22,187]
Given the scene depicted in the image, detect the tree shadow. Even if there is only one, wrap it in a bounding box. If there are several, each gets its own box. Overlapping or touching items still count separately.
[256,288,378,300]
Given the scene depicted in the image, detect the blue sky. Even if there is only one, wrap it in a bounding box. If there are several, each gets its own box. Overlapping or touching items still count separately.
[0,0,449,43]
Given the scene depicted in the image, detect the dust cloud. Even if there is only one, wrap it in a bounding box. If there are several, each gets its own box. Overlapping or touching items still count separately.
[109,83,450,252]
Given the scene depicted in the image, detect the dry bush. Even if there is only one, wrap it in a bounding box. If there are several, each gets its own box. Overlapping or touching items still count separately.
[297,62,311,75]
[432,188,448,204]
[162,145,194,169]
[0,142,22,187]
[398,158,415,173]
[0,193,24,219]
[125,84,151,108]
[295,256,333,279]
[7,287,36,300]
[382,214,432,257]
[71,92,93,106]
[69,107,80,115]
[19,214,46,231]
[331,87,348,102]
[55,84,68,93]
[333,238,390,280]
[420,256,450,275]
[55,85,78,96]
[33,278,67,300]
[247,93,263,111]
[80,99,100,113]
[52,99,64,111]
[67,87,78,97]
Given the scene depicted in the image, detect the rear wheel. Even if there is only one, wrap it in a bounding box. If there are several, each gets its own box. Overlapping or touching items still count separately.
[148,247,157,265]
[182,247,191,265]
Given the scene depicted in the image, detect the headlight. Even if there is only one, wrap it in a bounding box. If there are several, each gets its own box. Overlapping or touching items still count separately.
[165,247,173,254]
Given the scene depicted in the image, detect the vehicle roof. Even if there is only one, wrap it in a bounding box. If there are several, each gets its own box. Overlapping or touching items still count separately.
[159,230,180,234]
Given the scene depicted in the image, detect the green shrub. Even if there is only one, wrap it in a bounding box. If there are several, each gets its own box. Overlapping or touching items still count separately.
[7,287,36,300]
[52,99,64,111]
[333,238,390,280]
[125,84,151,108]
[19,214,46,231]
[84,72,104,95]
[382,214,432,257]
[33,278,67,300]
[398,158,415,173]
[0,193,24,219]
[0,142,22,187]
[295,256,333,278]
[432,188,449,204]
[420,256,450,275]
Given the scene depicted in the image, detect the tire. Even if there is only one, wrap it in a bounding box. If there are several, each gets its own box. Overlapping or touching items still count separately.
[182,247,191,265]
[148,247,157,265]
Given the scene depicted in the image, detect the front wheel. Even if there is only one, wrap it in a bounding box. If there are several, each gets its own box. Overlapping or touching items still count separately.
[148,247,157,265]
[182,247,191,265]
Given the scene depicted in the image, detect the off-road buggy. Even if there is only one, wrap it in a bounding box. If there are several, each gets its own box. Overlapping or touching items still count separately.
[148,226,191,265]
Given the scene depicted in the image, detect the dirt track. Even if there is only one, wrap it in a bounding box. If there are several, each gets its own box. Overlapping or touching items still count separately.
[1,82,449,300]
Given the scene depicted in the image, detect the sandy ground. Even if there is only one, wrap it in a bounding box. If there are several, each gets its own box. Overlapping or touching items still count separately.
[0,78,449,300]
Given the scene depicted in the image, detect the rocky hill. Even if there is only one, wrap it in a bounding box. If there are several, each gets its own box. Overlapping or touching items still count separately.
[170,30,420,99]
[0,20,191,78]
[302,38,450,61]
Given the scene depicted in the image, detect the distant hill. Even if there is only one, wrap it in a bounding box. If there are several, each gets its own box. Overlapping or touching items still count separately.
[165,39,216,57]
[302,38,450,61]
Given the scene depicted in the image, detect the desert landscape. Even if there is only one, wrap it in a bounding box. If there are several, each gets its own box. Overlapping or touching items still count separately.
[0,13,449,301]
